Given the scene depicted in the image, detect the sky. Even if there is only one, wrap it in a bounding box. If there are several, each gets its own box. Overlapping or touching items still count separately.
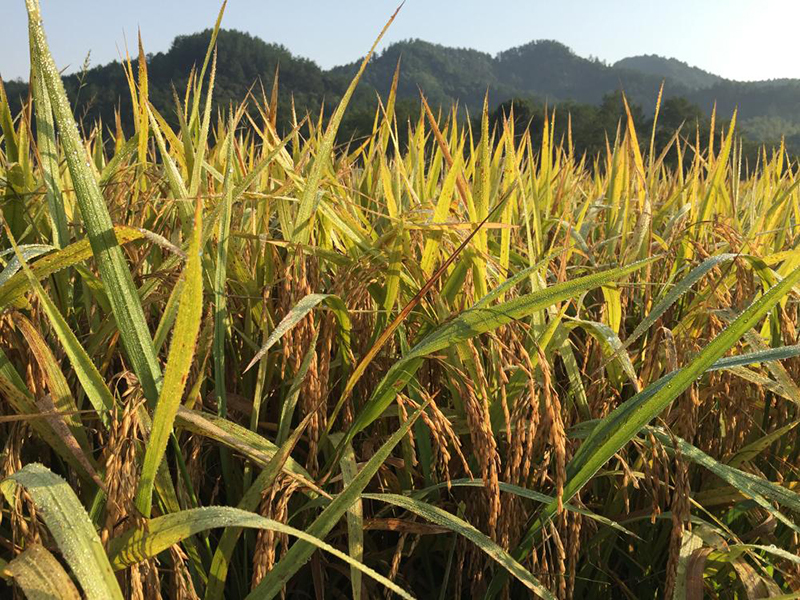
[1,1,798,82]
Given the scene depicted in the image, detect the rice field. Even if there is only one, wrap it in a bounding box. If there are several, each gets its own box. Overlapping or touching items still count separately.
[1,2,800,598]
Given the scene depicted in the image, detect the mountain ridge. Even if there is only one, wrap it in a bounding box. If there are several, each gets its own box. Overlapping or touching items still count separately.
[613,55,723,90]
[3,29,799,148]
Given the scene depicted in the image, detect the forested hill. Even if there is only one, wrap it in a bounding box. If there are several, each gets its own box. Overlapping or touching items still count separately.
[613,55,723,90]
[4,28,800,150]
[3,30,346,132]
[330,39,674,111]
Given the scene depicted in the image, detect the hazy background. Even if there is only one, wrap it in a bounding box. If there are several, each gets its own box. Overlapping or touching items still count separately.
[1,0,798,81]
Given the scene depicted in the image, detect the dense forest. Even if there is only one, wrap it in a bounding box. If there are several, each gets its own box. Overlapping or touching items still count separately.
[4,28,800,158]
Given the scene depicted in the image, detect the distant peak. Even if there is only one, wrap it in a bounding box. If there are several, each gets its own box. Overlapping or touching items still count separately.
[613,54,723,89]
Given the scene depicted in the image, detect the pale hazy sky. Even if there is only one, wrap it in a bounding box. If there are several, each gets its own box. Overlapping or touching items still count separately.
[1,1,797,82]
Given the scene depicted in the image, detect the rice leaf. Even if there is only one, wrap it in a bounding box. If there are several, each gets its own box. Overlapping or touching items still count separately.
[344,259,654,446]
[1,464,123,600]
[7,233,116,427]
[204,410,318,600]
[174,407,320,494]
[488,262,800,597]
[3,543,82,600]
[626,253,738,348]
[340,440,364,600]
[291,5,401,245]
[246,399,429,599]
[25,0,162,403]
[363,493,554,600]
[0,245,54,287]
[107,506,414,600]
[0,227,144,308]
[648,426,800,532]
[244,293,350,373]
[135,200,203,517]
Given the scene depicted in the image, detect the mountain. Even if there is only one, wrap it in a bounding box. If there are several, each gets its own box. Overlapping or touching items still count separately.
[334,39,681,112]
[2,30,349,133]
[336,38,800,127]
[613,55,722,90]
[3,29,800,152]
[494,40,674,106]
[330,39,513,111]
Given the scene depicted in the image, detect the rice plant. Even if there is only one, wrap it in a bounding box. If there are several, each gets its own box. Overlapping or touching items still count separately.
[1,2,799,598]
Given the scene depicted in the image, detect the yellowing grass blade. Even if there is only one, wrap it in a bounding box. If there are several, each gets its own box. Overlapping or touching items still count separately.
[213,118,236,422]
[4,543,82,600]
[420,152,462,274]
[174,407,320,491]
[0,370,97,485]
[0,227,144,310]
[188,50,217,199]
[188,0,227,130]
[699,110,737,223]
[136,30,149,172]
[135,200,204,517]
[292,4,402,245]
[5,229,117,428]
[11,313,90,448]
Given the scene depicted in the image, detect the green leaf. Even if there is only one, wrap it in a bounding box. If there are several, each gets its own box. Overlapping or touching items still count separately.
[147,103,189,203]
[340,440,364,600]
[567,318,640,391]
[363,493,554,600]
[626,254,737,348]
[648,426,800,533]
[107,506,414,600]
[417,479,636,537]
[188,51,217,198]
[246,400,429,599]
[29,52,69,250]
[1,464,123,600]
[276,330,319,445]
[26,0,162,403]
[244,293,350,373]
[708,344,800,372]
[230,120,302,202]
[489,262,800,598]
[0,245,54,286]
[345,259,654,446]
